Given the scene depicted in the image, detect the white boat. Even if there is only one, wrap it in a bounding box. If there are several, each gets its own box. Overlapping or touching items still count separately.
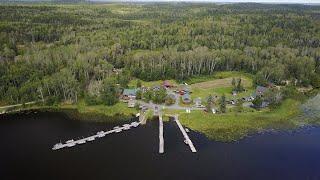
[87,137,95,141]
[123,126,130,130]
[77,140,86,144]
[185,128,190,133]
[123,124,130,127]
[67,143,75,147]
[131,122,139,127]
[115,128,122,133]
[66,139,74,143]
[105,131,112,135]
[184,139,189,145]
[52,143,64,150]
[97,131,105,137]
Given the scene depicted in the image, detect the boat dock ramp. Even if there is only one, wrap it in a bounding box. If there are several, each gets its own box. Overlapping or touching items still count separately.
[174,115,197,153]
[159,114,164,154]
[52,121,140,150]
[52,112,197,154]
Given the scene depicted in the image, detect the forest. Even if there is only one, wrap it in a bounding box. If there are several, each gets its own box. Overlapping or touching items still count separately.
[0,3,319,105]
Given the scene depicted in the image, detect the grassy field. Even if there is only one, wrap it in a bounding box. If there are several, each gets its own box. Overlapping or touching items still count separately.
[190,72,254,100]
[191,77,251,89]
[164,99,302,142]
[186,71,254,84]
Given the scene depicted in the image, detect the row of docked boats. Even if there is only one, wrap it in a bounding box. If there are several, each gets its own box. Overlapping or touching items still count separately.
[52,121,140,150]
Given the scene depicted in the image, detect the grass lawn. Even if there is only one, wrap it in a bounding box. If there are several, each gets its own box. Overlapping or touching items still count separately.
[186,71,253,84]
[190,73,254,100]
[164,99,302,142]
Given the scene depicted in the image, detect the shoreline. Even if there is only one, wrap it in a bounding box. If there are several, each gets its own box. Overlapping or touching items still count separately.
[2,95,320,143]
[1,105,136,123]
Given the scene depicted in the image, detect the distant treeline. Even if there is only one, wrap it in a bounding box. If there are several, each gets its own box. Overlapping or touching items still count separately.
[0,3,319,104]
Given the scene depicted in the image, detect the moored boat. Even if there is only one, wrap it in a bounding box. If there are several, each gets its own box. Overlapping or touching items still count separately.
[184,139,189,145]
[87,137,95,141]
[115,128,122,133]
[66,139,74,143]
[77,139,86,144]
[67,142,76,147]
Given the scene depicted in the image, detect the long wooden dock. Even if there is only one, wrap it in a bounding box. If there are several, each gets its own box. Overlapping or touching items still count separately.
[159,114,164,154]
[174,115,197,153]
[52,121,140,150]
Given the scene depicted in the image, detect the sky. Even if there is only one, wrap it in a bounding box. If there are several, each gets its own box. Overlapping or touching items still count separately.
[100,0,320,4]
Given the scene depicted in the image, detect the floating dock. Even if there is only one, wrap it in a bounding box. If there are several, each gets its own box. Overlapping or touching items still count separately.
[174,115,197,153]
[159,115,164,154]
[52,121,140,150]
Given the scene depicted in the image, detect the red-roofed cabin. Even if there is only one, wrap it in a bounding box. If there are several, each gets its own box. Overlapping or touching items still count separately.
[162,80,174,88]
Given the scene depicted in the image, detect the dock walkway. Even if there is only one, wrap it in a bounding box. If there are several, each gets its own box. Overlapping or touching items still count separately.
[174,115,197,153]
[52,121,140,150]
[159,114,164,154]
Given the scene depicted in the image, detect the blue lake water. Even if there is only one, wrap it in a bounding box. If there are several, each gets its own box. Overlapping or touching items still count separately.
[0,111,320,180]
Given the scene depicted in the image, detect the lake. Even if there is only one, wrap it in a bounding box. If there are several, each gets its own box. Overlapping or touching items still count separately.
[0,111,320,180]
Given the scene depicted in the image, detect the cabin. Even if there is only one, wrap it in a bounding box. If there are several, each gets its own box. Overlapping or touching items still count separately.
[162,80,174,88]
[182,93,192,104]
[178,84,191,95]
[122,89,138,100]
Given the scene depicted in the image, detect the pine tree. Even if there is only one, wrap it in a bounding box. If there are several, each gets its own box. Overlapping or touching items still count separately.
[206,94,213,113]
[219,94,226,113]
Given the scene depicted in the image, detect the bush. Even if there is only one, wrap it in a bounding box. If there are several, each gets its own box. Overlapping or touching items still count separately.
[281,85,306,101]
[165,96,175,105]
[45,96,60,106]
[311,73,320,88]
[84,93,101,105]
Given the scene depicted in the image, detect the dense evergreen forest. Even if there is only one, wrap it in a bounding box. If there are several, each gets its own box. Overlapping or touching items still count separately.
[0,3,319,105]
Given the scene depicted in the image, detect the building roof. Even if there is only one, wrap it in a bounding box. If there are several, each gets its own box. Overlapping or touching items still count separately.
[162,80,172,87]
[182,93,191,99]
[182,94,192,103]
[123,89,137,96]
[179,84,191,92]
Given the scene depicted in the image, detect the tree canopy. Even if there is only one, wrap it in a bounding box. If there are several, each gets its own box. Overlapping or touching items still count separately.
[0,3,319,105]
